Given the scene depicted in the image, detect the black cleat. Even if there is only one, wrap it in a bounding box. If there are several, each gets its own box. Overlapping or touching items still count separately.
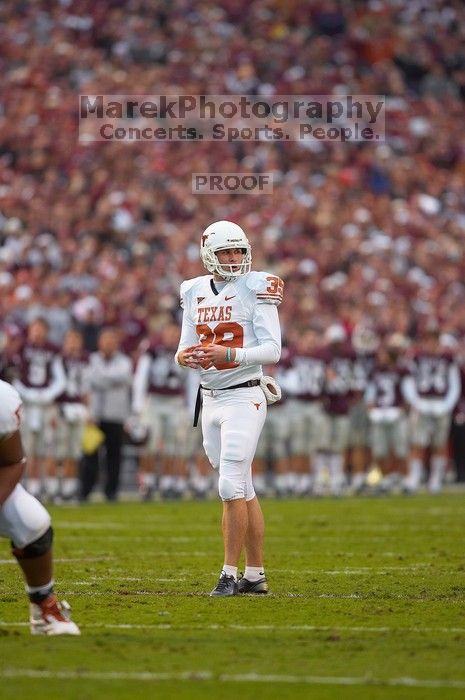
[237,575,268,594]
[210,572,238,597]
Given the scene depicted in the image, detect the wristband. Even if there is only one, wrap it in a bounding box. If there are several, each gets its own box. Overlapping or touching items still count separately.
[226,347,232,362]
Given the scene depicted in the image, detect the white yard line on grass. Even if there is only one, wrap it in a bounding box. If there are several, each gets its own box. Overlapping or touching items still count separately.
[1,669,464,689]
[1,558,457,572]
[0,557,111,565]
[272,566,459,575]
[0,588,459,600]
[57,522,126,529]
[1,622,465,634]
[55,522,215,531]
[68,577,187,585]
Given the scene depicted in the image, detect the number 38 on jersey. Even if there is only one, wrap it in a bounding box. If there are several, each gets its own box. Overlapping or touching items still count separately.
[180,270,283,371]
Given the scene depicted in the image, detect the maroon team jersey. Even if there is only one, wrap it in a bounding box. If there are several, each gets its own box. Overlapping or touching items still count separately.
[408,350,457,398]
[145,344,185,396]
[57,352,89,403]
[15,341,60,388]
[369,361,408,408]
[321,344,355,415]
[352,352,376,394]
[287,348,326,401]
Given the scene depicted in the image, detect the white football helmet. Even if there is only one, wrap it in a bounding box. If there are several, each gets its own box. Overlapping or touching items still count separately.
[200,220,251,281]
[325,324,347,345]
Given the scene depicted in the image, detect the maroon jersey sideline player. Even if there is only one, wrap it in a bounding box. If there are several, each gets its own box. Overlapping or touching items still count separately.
[12,318,66,499]
[402,324,461,493]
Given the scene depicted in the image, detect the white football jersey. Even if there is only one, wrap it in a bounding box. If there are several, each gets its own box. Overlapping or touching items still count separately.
[0,379,22,438]
[177,271,283,389]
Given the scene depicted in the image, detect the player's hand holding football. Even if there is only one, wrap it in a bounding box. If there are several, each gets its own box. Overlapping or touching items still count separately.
[178,345,215,369]
[191,343,235,368]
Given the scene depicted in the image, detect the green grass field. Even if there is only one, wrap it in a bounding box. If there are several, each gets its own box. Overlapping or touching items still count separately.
[1,493,465,700]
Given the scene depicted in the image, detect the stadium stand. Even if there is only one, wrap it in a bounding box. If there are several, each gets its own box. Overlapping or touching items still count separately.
[0,0,464,497]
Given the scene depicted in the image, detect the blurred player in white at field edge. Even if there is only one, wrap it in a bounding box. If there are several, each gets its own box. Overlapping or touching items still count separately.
[403,323,461,494]
[12,318,66,500]
[175,221,283,596]
[284,328,326,497]
[0,379,79,635]
[316,324,355,496]
[81,328,133,502]
[56,329,90,501]
[132,323,191,500]
[347,324,378,493]
[254,353,291,498]
[365,334,410,493]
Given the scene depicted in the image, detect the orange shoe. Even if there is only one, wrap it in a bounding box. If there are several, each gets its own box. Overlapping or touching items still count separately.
[30,595,80,636]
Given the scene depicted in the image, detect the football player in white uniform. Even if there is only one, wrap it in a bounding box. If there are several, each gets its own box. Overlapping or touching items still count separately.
[175,221,283,596]
[0,379,79,635]
[132,323,191,500]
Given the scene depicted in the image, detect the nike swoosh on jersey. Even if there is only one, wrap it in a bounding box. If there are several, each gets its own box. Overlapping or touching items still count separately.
[225,295,236,301]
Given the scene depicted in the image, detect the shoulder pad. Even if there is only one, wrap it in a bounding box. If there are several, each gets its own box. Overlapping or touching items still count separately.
[179,276,206,308]
[245,271,284,305]
[0,380,22,437]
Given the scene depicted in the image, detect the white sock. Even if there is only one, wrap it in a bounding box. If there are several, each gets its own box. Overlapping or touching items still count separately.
[174,477,187,493]
[407,458,423,489]
[45,477,60,497]
[296,473,312,494]
[222,565,237,580]
[385,472,400,485]
[287,472,298,490]
[429,455,446,491]
[141,472,156,488]
[26,579,54,596]
[274,473,288,492]
[253,473,266,493]
[381,473,396,489]
[329,454,345,493]
[313,453,328,486]
[351,472,365,489]
[244,566,265,582]
[190,475,208,492]
[61,477,78,498]
[159,475,174,491]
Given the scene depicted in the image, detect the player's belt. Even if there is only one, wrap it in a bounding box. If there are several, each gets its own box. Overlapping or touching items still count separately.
[193,380,260,427]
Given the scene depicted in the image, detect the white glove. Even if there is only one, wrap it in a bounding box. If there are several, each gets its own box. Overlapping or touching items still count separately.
[260,376,282,405]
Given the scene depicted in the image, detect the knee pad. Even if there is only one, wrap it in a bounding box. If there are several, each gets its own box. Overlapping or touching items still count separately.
[218,455,249,501]
[218,476,239,501]
[218,476,245,501]
[12,526,53,560]
[2,484,51,549]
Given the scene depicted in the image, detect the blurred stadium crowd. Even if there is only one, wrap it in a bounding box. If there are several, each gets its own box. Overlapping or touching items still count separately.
[1,0,465,499]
